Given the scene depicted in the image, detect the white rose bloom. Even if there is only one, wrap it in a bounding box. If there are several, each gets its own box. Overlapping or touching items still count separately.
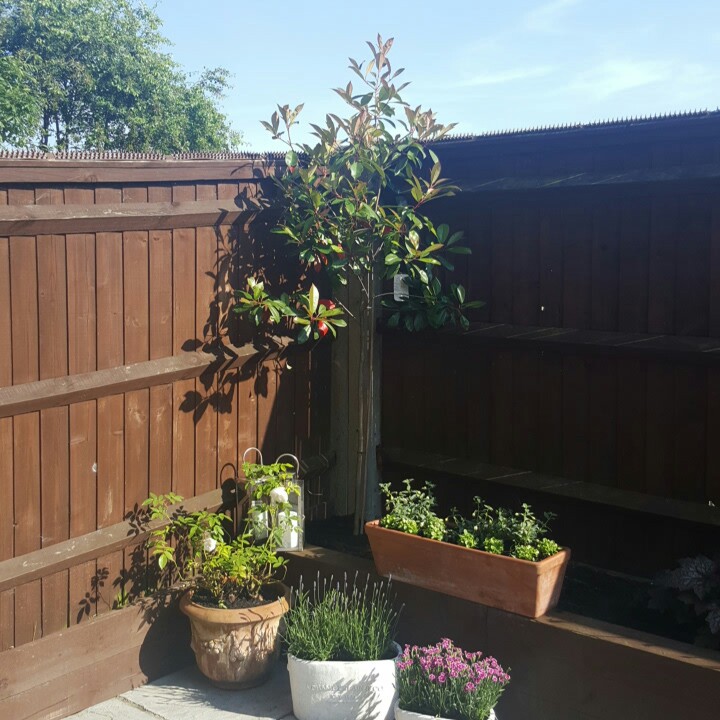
[203,535,217,553]
[269,486,289,505]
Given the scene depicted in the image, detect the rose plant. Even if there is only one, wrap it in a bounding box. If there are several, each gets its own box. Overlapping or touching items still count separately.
[396,638,509,720]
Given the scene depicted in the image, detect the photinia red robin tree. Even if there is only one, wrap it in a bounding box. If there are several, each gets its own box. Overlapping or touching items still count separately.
[235,36,481,528]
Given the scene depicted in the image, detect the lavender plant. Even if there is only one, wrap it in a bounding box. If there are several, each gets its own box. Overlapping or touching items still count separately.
[396,638,509,720]
[283,573,400,661]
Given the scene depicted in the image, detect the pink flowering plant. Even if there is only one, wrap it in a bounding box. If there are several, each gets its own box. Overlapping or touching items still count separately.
[396,638,509,720]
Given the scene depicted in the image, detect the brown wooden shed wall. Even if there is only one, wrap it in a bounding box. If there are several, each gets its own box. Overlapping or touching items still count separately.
[383,118,720,572]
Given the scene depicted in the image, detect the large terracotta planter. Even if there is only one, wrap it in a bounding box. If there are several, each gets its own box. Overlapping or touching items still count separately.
[180,583,290,689]
[365,521,570,618]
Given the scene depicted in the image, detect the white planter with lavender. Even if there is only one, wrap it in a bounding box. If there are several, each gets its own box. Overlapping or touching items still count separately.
[283,576,401,720]
[288,643,400,720]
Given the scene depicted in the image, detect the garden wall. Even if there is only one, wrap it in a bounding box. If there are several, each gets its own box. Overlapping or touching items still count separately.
[0,154,328,655]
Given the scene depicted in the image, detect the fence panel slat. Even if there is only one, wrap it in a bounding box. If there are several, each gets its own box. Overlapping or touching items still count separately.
[675,197,711,336]
[149,230,173,501]
[10,235,41,646]
[96,230,126,613]
[648,197,677,334]
[195,227,218,493]
[172,228,196,498]
[0,235,13,649]
[66,231,98,625]
[591,201,620,331]
[37,232,70,635]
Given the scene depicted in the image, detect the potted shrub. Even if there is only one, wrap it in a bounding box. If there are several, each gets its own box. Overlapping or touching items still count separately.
[394,638,509,720]
[284,574,401,720]
[144,477,298,688]
[365,481,570,618]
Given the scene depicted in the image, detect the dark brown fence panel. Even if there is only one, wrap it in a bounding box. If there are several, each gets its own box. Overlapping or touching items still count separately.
[0,157,327,651]
[385,112,720,512]
[384,333,720,503]
[383,137,720,569]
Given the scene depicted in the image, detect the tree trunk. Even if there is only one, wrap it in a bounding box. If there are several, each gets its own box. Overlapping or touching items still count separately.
[41,111,50,151]
[353,269,381,533]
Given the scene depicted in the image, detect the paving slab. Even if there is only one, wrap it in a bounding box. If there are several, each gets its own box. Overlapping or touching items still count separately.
[68,698,154,720]
[69,662,296,720]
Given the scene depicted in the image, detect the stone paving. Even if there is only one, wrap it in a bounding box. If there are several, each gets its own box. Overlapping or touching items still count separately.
[69,663,297,720]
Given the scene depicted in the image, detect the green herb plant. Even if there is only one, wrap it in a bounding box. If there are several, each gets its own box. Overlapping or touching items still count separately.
[379,479,445,540]
[378,480,561,562]
[448,497,560,561]
[283,573,401,661]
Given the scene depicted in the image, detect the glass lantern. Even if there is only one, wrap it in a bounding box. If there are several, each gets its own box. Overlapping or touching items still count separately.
[242,448,304,552]
[274,453,304,552]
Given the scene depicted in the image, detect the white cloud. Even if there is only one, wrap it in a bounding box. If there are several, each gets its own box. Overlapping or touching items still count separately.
[567,59,670,100]
[524,0,582,33]
[455,65,556,88]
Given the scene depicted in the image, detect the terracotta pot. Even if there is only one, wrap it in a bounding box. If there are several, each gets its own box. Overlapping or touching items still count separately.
[394,700,497,719]
[180,583,290,689]
[365,521,570,618]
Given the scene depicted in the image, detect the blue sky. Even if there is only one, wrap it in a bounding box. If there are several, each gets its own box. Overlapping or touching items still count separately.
[155,0,720,150]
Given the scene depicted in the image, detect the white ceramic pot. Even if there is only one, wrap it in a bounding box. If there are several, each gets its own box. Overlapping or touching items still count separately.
[394,700,497,720]
[287,642,401,720]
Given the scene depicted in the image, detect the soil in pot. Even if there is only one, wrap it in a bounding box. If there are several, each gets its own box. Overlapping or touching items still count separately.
[180,582,289,690]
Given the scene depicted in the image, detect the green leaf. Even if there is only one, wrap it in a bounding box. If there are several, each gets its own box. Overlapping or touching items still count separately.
[454,285,466,304]
[448,246,472,255]
[308,284,319,314]
[158,554,167,570]
[447,231,464,246]
[285,150,298,167]
[350,162,363,180]
[385,253,401,265]
[297,324,311,344]
[436,224,449,243]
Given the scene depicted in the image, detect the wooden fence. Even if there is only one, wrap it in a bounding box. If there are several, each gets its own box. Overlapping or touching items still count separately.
[382,115,720,573]
[0,155,327,654]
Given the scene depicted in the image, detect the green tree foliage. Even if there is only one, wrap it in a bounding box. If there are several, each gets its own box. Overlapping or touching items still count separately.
[0,0,241,151]
[0,54,41,145]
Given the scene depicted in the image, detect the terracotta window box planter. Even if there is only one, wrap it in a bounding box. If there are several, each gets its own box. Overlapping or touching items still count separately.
[365,520,570,618]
